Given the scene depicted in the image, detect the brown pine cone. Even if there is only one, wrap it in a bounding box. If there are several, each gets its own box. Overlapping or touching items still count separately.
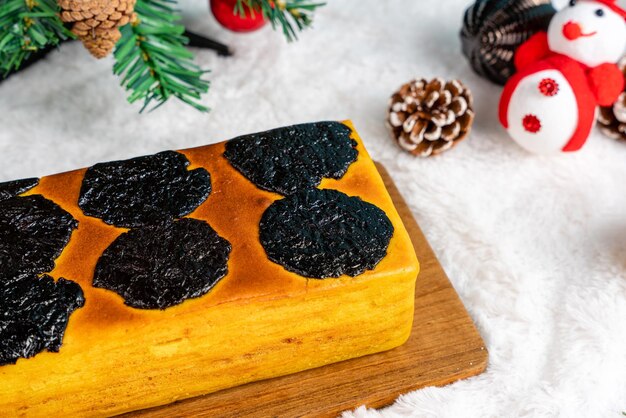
[386,78,475,157]
[57,0,136,59]
[80,28,122,59]
[597,58,626,141]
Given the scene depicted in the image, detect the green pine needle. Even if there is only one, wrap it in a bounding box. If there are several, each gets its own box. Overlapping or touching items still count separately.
[235,0,325,42]
[113,0,210,112]
[0,0,74,76]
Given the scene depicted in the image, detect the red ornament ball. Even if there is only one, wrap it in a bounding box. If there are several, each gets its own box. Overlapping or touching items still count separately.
[210,0,267,32]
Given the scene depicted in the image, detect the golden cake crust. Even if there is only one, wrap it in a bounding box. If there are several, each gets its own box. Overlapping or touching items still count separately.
[27,120,416,325]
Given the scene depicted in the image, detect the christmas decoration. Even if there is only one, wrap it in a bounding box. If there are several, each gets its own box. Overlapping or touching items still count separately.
[0,0,325,111]
[211,0,267,32]
[0,0,73,75]
[386,78,475,157]
[226,0,324,41]
[112,0,210,111]
[461,0,555,85]
[58,0,137,58]
[598,58,626,141]
[499,0,626,154]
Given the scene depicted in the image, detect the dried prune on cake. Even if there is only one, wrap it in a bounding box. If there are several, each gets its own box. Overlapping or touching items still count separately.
[79,151,212,228]
[224,121,358,195]
[260,188,394,278]
[0,178,39,202]
[94,218,231,309]
[0,273,85,365]
[0,195,77,277]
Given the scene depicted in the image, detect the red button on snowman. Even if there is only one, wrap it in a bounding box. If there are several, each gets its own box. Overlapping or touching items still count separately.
[499,0,626,154]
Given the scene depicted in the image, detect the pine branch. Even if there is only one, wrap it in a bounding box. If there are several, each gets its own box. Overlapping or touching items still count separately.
[236,0,325,42]
[0,0,74,77]
[113,0,210,112]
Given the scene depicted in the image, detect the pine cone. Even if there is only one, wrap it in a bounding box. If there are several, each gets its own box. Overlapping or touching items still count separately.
[598,58,626,141]
[80,28,122,59]
[57,0,136,59]
[386,78,475,157]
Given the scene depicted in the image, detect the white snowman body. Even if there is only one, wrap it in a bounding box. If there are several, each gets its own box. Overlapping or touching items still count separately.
[501,0,626,154]
[506,70,579,154]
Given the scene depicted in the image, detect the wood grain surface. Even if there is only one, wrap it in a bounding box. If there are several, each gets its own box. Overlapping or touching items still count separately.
[124,163,488,418]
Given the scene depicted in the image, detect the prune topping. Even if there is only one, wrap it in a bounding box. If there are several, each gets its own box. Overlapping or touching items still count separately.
[0,195,77,277]
[260,188,394,278]
[0,178,39,202]
[79,151,212,228]
[0,274,85,365]
[94,218,231,309]
[224,121,358,195]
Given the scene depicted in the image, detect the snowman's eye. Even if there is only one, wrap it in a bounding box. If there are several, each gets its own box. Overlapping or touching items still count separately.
[595,8,604,16]
[569,0,576,6]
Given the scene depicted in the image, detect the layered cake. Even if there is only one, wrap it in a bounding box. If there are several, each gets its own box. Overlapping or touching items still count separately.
[0,121,419,416]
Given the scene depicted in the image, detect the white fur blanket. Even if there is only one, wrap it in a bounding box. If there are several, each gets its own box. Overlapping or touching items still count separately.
[1,1,625,417]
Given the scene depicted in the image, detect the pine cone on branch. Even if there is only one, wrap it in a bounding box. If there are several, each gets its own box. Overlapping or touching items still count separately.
[598,59,626,141]
[387,78,474,157]
[58,0,136,58]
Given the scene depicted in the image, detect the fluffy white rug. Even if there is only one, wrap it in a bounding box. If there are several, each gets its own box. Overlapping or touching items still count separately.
[1,0,625,417]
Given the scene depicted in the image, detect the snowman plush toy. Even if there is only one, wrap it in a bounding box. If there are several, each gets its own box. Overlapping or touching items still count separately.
[499,0,626,154]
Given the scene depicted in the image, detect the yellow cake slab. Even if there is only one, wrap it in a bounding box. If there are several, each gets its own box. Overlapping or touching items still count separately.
[0,121,419,417]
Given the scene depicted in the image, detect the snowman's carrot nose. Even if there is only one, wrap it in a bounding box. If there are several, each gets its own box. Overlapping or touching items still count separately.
[562,21,597,40]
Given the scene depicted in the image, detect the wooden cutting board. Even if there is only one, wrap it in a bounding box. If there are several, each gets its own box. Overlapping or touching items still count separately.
[124,163,488,418]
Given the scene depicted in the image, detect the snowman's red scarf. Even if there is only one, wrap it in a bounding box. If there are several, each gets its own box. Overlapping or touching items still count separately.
[511,31,625,106]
